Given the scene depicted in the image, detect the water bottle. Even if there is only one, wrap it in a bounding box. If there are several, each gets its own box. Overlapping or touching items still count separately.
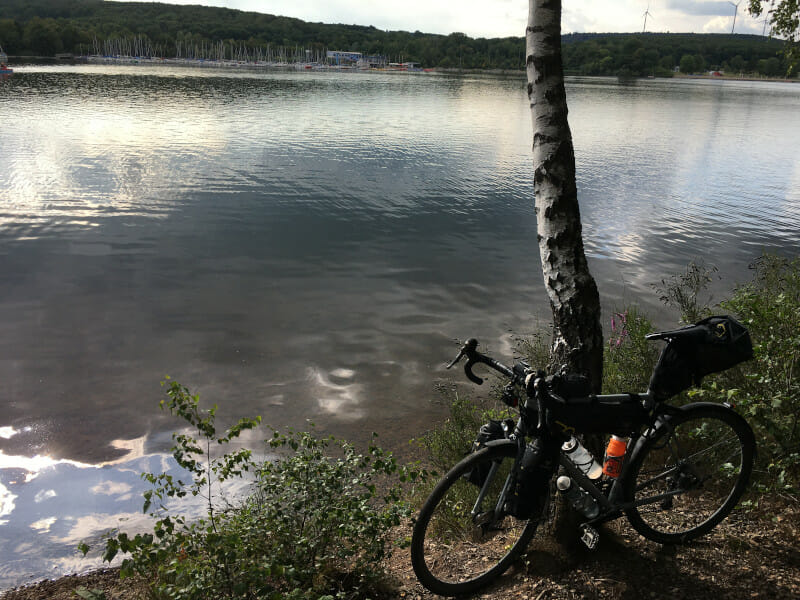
[556,475,599,519]
[602,435,628,478]
[562,436,603,479]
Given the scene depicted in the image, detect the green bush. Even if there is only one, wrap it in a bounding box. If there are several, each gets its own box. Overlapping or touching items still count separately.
[85,380,422,600]
[415,387,493,473]
[247,429,415,598]
[652,259,719,324]
[693,254,800,492]
[653,253,800,492]
[602,307,660,394]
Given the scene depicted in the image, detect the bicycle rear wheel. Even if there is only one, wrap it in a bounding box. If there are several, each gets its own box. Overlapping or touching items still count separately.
[624,403,755,544]
[410,444,542,596]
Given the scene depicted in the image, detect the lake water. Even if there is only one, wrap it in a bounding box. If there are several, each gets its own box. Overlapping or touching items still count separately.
[0,65,798,586]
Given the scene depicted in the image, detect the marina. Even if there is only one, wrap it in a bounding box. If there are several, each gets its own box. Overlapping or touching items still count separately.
[76,37,429,71]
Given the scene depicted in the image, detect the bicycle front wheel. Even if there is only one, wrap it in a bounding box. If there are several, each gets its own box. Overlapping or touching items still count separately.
[624,403,755,544]
[410,444,542,597]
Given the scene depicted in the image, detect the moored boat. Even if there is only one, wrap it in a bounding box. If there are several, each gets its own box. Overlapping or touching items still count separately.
[0,47,12,74]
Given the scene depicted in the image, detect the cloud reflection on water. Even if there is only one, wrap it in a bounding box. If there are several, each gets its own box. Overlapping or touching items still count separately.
[0,428,180,587]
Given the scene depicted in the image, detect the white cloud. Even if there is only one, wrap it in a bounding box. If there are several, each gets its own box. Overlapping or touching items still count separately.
[90,481,133,496]
[666,1,733,17]
[702,15,733,33]
[30,517,57,532]
[34,489,58,503]
[54,512,146,545]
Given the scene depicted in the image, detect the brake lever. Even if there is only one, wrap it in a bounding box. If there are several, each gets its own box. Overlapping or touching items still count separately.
[446,349,465,369]
[446,338,478,369]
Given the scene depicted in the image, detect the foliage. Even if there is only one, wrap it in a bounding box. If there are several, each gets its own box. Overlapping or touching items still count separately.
[0,0,794,77]
[85,380,422,599]
[515,329,553,374]
[691,254,800,492]
[652,259,719,324]
[561,32,790,77]
[602,308,660,394]
[245,429,422,598]
[416,387,491,473]
[749,0,800,71]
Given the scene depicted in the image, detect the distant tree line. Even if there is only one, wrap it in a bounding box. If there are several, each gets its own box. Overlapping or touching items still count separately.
[561,32,793,77]
[0,0,794,77]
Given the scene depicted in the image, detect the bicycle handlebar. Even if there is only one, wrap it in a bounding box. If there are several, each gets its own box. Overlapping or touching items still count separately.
[447,338,655,424]
[446,338,516,384]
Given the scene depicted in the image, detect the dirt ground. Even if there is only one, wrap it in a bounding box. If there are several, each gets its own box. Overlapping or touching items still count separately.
[389,499,799,600]
[1,500,797,600]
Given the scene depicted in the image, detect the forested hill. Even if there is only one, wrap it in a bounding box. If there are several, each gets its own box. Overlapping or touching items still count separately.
[0,0,792,76]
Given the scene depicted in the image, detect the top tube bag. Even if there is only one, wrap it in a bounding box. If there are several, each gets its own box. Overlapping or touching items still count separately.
[544,374,649,435]
[648,315,753,400]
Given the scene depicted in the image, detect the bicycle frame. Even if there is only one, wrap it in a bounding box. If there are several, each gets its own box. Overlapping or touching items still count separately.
[546,397,731,520]
[472,387,697,527]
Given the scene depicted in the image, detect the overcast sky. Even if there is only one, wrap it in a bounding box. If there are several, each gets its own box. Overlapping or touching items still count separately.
[124,1,768,38]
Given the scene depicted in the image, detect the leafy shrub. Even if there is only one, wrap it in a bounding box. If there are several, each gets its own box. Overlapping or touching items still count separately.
[652,259,719,324]
[602,308,660,394]
[416,386,490,473]
[515,329,552,373]
[694,254,800,492]
[247,429,415,598]
[86,380,421,599]
[654,253,800,492]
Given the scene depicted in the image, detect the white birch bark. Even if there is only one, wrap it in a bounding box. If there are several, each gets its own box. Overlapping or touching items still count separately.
[526,0,603,388]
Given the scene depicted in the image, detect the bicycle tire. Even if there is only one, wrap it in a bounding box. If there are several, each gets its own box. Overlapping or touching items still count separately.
[623,403,755,544]
[410,444,542,596]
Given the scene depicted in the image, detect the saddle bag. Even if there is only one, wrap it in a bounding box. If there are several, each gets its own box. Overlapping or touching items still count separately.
[649,315,753,399]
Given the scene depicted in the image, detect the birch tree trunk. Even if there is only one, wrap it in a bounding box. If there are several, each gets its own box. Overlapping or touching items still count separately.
[526,0,603,390]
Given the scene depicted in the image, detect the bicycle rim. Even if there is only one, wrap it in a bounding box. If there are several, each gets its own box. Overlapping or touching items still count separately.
[411,444,540,596]
[625,404,755,544]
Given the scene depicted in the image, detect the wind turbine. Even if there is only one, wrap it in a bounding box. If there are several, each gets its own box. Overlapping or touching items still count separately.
[642,5,653,33]
[760,15,770,36]
[729,1,742,34]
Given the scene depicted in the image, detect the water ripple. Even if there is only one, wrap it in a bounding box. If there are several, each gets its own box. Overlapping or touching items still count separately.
[0,66,798,586]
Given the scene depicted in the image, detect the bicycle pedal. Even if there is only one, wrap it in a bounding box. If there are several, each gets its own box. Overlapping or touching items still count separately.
[579,523,600,550]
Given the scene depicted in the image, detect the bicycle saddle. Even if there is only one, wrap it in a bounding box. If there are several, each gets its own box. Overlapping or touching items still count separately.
[645,323,707,341]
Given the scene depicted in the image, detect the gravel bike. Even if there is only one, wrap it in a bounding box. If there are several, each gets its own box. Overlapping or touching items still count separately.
[411,316,755,596]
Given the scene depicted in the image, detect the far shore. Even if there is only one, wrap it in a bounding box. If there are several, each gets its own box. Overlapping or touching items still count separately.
[4,55,798,83]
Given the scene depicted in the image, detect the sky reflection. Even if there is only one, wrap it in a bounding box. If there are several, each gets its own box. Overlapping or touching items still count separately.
[0,426,232,588]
